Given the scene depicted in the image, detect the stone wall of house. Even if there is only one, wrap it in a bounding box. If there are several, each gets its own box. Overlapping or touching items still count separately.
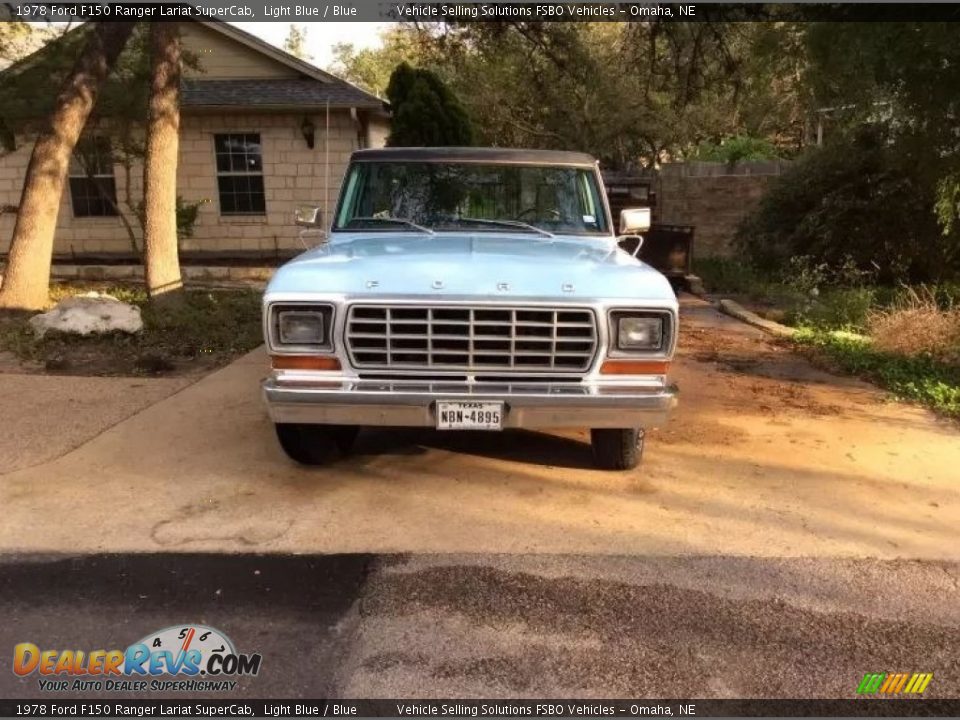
[366,115,391,149]
[655,162,785,258]
[0,109,368,256]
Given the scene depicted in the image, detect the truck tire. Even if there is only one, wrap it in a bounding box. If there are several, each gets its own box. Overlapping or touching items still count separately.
[590,428,644,470]
[332,425,360,455]
[274,423,341,466]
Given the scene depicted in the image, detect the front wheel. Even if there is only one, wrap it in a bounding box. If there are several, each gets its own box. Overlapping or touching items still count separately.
[590,428,645,471]
[275,423,352,466]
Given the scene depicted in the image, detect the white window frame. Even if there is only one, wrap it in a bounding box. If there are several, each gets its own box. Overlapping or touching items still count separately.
[68,137,118,218]
[214,132,266,217]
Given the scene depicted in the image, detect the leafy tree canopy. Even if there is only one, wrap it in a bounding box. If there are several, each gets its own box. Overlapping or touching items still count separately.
[690,136,779,165]
[282,24,311,61]
[329,27,424,97]
[1,25,200,147]
[736,125,960,283]
[329,22,808,169]
[804,23,960,235]
[0,21,56,68]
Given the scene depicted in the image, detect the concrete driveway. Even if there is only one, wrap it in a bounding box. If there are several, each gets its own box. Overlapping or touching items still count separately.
[0,297,957,558]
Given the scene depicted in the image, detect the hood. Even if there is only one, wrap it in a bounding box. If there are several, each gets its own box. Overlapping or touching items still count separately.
[266,232,675,302]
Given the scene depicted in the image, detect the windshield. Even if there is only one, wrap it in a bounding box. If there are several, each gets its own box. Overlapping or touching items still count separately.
[334,161,609,236]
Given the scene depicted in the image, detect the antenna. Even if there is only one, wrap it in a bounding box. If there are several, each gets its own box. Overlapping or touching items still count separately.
[325,99,330,231]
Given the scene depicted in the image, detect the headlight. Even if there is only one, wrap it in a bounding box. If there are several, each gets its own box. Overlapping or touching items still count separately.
[613,313,665,351]
[273,306,333,348]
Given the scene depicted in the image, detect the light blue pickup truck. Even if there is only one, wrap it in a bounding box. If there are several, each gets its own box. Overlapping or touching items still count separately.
[261,147,677,470]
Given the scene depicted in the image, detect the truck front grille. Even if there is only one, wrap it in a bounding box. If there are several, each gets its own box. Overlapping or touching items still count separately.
[345,305,597,372]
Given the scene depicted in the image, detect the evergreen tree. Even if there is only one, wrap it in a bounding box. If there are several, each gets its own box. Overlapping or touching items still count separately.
[385,63,473,147]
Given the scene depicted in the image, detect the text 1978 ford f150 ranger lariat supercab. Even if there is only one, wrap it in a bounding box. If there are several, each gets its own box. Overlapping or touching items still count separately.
[261,147,678,470]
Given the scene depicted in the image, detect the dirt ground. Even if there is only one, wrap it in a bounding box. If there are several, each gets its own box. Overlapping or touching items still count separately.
[0,284,263,377]
[676,305,857,431]
[0,295,956,558]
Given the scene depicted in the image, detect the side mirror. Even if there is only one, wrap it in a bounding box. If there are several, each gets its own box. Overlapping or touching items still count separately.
[620,207,651,234]
[295,205,323,228]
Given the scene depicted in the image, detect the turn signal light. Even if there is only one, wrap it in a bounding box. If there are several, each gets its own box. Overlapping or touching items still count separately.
[600,359,670,375]
[271,355,341,371]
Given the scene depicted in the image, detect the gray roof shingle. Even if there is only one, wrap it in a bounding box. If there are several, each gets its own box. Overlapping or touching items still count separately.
[181,78,385,110]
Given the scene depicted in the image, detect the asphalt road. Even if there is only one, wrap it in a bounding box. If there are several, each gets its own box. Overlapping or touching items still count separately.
[1,553,958,699]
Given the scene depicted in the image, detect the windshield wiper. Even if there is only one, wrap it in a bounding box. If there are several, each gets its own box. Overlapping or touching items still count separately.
[455,217,556,239]
[349,216,435,235]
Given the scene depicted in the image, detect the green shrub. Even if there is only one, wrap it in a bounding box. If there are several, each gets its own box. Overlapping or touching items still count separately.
[924,282,960,310]
[693,257,765,294]
[690,136,778,165]
[787,287,877,331]
[775,256,877,331]
[736,124,960,284]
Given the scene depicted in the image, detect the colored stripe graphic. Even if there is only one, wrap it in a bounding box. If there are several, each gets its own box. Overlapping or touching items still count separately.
[905,673,933,694]
[857,672,933,695]
[857,673,885,694]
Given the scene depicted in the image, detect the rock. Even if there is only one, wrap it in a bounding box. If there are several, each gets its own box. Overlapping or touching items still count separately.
[29,293,143,338]
[684,274,706,296]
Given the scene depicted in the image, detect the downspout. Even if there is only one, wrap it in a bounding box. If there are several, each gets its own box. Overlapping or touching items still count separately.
[349,107,366,148]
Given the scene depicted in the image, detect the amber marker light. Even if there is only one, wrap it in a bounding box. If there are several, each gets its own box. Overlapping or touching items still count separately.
[600,359,670,375]
[271,355,341,371]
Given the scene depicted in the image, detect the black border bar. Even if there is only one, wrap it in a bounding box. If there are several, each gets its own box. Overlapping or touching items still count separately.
[3,3,960,23]
[2,699,960,718]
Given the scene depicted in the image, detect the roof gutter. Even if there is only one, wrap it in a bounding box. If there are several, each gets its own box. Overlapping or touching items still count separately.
[181,103,383,113]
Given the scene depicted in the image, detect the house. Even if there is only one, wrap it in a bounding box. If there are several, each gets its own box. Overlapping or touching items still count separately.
[0,21,390,259]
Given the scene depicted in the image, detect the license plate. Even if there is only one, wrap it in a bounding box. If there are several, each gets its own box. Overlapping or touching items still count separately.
[436,401,504,431]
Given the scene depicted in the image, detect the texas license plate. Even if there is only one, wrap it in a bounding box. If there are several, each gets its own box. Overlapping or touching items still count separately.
[436,401,504,431]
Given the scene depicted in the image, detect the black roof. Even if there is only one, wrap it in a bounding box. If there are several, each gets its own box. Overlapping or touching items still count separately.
[350,147,599,167]
[181,79,385,110]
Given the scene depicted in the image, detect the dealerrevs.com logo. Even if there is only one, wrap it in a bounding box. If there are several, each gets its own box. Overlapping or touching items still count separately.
[13,625,262,692]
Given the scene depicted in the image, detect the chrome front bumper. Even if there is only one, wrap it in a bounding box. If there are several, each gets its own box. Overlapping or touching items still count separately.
[262,378,677,429]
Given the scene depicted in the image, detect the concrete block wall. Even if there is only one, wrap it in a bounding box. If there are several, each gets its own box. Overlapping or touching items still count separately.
[656,172,778,258]
[0,109,362,257]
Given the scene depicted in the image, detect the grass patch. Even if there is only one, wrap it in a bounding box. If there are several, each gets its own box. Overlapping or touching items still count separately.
[793,328,960,419]
[698,256,960,418]
[0,284,263,376]
[694,257,768,295]
[785,287,877,332]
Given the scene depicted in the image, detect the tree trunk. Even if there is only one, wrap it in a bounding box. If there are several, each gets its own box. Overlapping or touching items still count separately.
[0,22,135,311]
[143,22,183,303]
